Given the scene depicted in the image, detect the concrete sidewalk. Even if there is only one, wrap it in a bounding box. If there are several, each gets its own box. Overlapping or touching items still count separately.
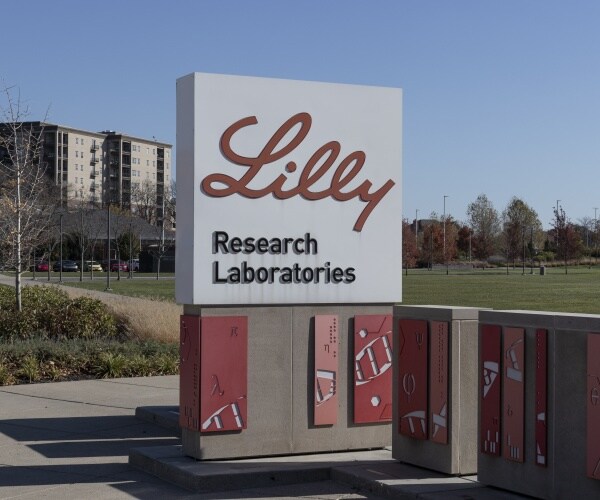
[0,375,527,499]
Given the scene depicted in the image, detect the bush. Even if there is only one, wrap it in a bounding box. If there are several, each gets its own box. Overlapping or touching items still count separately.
[0,338,179,385]
[0,286,117,341]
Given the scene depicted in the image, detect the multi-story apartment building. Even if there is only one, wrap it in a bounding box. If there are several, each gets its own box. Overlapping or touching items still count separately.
[1,122,172,219]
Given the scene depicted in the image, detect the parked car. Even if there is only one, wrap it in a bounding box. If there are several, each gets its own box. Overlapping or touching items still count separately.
[83,260,103,272]
[109,260,129,272]
[130,259,140,272]
[53,260,79,272]
[30,260,49,272]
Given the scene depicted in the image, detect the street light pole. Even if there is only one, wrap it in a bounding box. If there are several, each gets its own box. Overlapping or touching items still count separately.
[415,209,419,255]
[105,203,112,291]
[443,195,448,275]
[595,207,598,266]
[59,212,63,283]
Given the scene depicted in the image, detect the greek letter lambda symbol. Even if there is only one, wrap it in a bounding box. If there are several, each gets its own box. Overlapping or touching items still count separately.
[211,374,224,396]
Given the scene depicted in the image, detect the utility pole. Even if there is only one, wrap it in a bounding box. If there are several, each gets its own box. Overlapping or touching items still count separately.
[415,208,419,254]
[443,195,448,275]
[59,212,63,284]
[105,203,112,291]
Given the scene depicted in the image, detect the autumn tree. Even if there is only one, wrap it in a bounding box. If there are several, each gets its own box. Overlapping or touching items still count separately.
[402,218,418,273]
[457,225,472,260]
[467,194,500,260]
[420,213,458,268]
[552,205,583,274]
[0,86,57,310]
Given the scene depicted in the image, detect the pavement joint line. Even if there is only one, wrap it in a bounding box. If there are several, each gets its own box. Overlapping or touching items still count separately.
[100,379,178,390]
[0,389,136,410]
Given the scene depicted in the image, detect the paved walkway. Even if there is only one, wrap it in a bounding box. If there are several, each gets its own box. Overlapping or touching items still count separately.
[0,376,528,499]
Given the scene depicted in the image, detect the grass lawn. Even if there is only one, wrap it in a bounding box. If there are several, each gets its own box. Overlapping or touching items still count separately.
[58,274,175,301]
[402,266,600,314]
[45,265,600,314]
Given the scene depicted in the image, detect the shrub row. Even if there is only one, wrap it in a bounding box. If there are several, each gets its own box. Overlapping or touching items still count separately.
[0,286,118,341]
[0,338,179,385]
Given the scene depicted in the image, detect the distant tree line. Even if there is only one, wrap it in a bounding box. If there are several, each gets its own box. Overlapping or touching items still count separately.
[404,193,591,273]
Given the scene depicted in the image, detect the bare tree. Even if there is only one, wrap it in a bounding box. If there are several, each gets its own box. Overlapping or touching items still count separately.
[131,179,158,224]
[0,85,57,310]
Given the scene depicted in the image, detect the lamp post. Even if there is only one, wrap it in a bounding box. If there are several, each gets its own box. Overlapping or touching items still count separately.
[415,209,419,255]
[105,203,112,291]
[443,195,448,275]
[128,220,133,279]
[595,207,598,266]
[555,200,561,265]
[59,212,63,283]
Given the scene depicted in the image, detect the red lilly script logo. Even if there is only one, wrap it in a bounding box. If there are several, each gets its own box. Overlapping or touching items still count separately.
[200,112,396,232]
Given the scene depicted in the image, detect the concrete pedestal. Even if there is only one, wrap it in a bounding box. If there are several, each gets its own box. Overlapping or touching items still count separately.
[477,310,600,499]
[392,305,480,475]
[181,304,392,460]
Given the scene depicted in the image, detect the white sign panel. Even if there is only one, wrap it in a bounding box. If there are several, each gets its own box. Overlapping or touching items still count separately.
[176,72,402,305]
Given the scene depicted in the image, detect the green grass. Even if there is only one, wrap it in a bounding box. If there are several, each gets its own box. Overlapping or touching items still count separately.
[402,266,600,314]
[47,275,175,301]
[14,265,600,314]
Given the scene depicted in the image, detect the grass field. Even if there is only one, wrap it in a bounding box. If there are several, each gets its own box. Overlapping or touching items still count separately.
[50,265,600,315]
[50,274,175,302]
[402,266,600,314]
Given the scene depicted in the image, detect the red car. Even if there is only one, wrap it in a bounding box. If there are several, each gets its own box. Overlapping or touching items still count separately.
[109,260,129,272]
[31,261,49,272]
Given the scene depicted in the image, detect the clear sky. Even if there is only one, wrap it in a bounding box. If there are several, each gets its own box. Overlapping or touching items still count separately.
[2,0,600,229]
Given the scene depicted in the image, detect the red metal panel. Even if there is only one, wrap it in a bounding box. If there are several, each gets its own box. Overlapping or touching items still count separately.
[398,319,428,439]
[480,324,501,456]
[587,333,600,479]
[503,327,525,462]
[179,315,201,431]
[535,329,548,467]
[199,316,248,433]
[353,315,393,424]
[429,321,449,444]
[314,315,339,425]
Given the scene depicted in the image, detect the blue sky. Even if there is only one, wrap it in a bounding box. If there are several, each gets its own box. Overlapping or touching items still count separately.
[2,0,600,228]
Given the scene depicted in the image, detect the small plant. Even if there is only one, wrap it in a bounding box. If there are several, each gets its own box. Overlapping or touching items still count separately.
[94,352,127,379]
[18,354,41,383]
[154,354,179,375]
[127,354,153,377]
[0,363,15,385]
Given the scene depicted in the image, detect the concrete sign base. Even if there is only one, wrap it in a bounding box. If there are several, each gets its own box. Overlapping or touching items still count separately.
[180,304,392,460]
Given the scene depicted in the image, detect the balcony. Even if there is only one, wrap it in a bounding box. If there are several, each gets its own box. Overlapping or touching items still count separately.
[90,143,100,151]
[90,183,96,191]
[122,168,131,179]
[91,156,99,164]
[109,160,119,167]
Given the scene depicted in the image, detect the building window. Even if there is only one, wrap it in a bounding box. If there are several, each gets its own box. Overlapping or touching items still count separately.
[76,138,79,145]
[81,138,84,145]
[152,148,155,155]
[75,177,78,183]
[75,151,79,158]
[80,178,83,185]
[153,161,155,167]
[147,160,149,166]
